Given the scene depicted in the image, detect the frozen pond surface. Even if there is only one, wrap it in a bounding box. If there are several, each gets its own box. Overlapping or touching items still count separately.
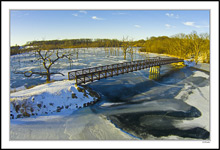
[87,67,209,140]
[10,48,210,140]
[10,47,145,90]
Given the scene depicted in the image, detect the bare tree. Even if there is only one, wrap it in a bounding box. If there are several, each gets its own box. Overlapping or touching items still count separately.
[35,48,70,82]
[14,45,72,82]
[121,36,130,60]
[128,39,134,61]
[121,36,134,60]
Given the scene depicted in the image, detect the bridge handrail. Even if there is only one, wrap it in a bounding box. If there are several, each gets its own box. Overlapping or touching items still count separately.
[68,57,183,76]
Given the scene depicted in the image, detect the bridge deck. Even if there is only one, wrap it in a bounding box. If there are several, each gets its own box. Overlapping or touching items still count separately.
[68,57,184,84]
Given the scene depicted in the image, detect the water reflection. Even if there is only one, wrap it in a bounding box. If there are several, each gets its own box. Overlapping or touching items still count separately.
[149,72,160,80]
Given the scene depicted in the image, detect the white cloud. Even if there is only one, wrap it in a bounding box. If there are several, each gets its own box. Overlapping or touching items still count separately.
[183,21,209,28]
[134,25,141,28]
[79,10,87,14]
[91,16,104,20]
[72,11,87,17]
[165,13,179,19]
[165,13,173,17]
[165,24,171,28]
[183,21,195,26]
[182,21,209,28]
[165,24,176,29]
[72,13,78,17]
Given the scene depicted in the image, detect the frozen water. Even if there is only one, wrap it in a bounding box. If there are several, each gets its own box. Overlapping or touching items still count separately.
[10,48,145,90]
[10,48,210,140]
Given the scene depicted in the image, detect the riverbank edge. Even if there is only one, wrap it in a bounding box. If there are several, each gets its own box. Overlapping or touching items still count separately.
[138,51,210,72]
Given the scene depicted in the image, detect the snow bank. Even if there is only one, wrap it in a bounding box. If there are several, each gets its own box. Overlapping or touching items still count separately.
[10,86,26,93]
[174,71,210,131]
[192,63,210,72]
[184,60,210,72]
[10,80,99,119]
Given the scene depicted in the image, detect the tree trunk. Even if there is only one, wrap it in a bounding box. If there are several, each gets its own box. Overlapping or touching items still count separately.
[124,52,126,60]
[46,69,50,82]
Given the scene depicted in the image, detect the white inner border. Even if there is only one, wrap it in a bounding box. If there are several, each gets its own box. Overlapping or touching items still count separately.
[2,1,219,149]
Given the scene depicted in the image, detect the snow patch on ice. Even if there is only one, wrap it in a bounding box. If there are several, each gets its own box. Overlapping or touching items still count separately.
[174,71,209,131]
[175,85,209,131]
[101,102,125,107]
[193,71,209,79]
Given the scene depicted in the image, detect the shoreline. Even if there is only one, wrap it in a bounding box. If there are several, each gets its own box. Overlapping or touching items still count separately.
[138,51,210,72]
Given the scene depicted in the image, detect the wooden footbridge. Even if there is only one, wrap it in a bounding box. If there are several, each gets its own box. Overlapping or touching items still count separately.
[68,57,184,84]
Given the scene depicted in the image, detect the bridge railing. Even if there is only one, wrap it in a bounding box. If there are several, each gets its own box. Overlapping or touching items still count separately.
[68,57,184,84]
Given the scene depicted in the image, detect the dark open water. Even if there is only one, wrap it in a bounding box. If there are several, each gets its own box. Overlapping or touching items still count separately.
[86,66,210,140]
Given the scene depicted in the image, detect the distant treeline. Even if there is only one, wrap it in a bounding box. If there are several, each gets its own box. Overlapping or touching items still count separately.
[11,31,210,63]
[10,39,127,55]
[10,38,143,54]
[140,31,210,63]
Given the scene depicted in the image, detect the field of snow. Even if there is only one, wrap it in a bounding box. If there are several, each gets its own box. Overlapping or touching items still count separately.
[10,48,143,91]
[9,48,212,142]
[10,80,99,119]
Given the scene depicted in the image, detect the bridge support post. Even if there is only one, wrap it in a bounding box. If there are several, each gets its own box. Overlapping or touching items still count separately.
[75,73,78,84]
[117,64,119,75]
[149,66,160,74]
[83,75,86,84]
[75,77,77,85]
[91,73,93,82]
[158,66,161,74]
[111,67,113,77]
[105,70,107,78]
[98,71,100,80]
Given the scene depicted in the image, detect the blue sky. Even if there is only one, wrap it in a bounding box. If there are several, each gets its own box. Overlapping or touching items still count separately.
[10,10,210,46]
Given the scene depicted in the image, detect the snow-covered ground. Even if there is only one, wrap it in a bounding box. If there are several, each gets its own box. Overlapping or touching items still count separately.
[9,48,211,141]
[10,68,210,140]
[10,48,144,92]
[10,80,99,119]
[10,109,137,140]
[9,80,137,140]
